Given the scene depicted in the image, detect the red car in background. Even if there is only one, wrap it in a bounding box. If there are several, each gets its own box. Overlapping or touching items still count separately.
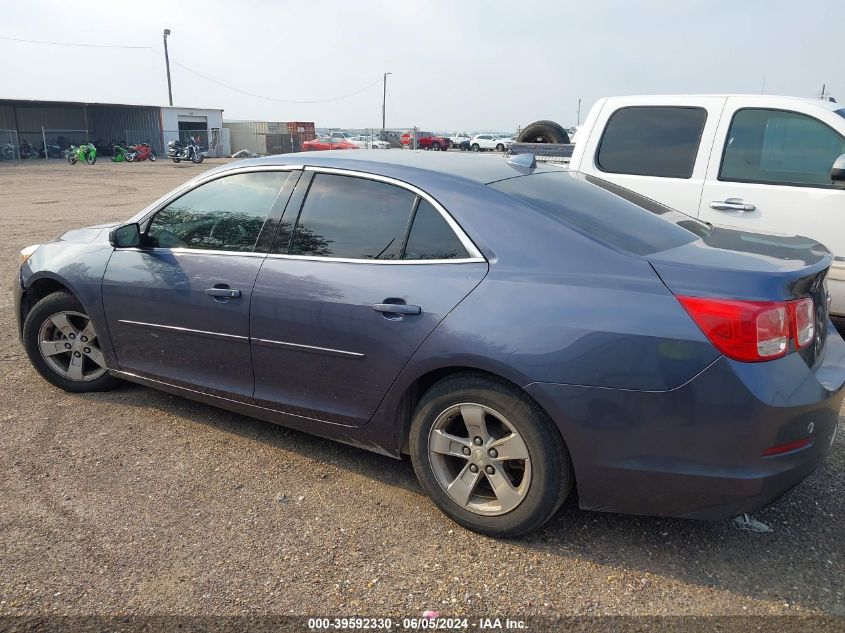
[302,137,359,151]
[400,131,451,151]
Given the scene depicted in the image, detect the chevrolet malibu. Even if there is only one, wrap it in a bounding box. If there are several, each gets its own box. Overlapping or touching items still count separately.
[15,151,845,537]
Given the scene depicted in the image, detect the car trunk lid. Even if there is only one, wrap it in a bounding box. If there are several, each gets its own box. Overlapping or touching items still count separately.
[648,226,832,367]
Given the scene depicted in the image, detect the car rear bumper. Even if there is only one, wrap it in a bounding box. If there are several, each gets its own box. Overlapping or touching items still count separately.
[525,322,845,520]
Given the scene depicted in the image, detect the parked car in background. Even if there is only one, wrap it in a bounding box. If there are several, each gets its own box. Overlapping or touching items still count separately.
[449,132,472,146]
[302,137,359,151]
[470,134,510,152]
[16,151,845,537]
[349,135,390,149]
[454,139,472,151]
[401,131,452,151]
[513,94,845,316]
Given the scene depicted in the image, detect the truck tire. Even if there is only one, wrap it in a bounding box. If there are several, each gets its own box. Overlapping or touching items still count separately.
[517,120,570,144]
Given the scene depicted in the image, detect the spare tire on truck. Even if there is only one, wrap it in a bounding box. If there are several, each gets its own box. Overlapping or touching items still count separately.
[517,120,570,144]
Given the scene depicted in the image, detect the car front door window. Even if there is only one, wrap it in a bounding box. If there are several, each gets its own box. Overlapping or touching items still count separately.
[146,171,290,252]
[719,109,845,187]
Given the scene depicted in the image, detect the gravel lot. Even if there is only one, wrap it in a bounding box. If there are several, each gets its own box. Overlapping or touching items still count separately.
[0,159,843,623]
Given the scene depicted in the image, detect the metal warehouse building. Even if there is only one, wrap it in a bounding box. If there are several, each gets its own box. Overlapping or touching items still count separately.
[0,99,230,159]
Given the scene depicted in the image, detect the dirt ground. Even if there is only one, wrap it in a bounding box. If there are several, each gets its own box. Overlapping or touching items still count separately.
[0,159,843,622]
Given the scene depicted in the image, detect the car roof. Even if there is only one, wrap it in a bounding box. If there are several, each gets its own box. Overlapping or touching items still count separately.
[218,150,567,185]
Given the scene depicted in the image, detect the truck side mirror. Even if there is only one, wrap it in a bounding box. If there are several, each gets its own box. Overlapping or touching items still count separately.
[109,223,141,248]
[832,153,845,186]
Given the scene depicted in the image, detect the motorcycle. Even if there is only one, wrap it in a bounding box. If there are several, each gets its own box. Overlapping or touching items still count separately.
[19,141,37,159]
[129,142,156,162]
[66,143,97,165]
[168,137,204,164]
[112,143,133,162]
[1,142,15,160]
[41,142,63,159]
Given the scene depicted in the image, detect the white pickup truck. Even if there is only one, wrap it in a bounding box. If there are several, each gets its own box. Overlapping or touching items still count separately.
[516,95,845,316]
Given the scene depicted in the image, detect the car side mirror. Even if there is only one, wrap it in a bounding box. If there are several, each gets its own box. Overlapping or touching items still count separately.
[110,223,141,248]
[832,154,845,186]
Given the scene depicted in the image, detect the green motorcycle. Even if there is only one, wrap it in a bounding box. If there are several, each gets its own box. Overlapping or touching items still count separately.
[111,144,133,162]
[67,143,97,165]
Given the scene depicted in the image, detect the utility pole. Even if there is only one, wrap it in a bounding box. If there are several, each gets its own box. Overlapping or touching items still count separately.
[382,72,392,133]
[577,98,582,125]
[163,29,173,106]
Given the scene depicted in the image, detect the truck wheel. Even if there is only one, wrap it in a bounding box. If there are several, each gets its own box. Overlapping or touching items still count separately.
[432,142,441,151]
[517,120,570,144]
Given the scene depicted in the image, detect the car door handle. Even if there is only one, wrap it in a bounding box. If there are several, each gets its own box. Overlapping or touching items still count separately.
[205,287,242,299]
[372,303,421,315]
[709,198,756,212]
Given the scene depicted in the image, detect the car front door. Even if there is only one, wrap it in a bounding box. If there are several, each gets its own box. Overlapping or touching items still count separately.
[698,100,845,314]
[250,169,488,427]
[102,169,296,397]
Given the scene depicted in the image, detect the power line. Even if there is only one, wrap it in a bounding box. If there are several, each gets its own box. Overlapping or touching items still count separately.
[0,34,153,50]
[0,33,384,105]
[172,60,383,104]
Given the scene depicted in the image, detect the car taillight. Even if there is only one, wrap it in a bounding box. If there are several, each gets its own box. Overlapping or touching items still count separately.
[789,298,814,348]
[677,296,813,362]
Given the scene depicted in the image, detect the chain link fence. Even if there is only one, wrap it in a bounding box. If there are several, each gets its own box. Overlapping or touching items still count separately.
[0,129,19,161]
[41,128,89,159]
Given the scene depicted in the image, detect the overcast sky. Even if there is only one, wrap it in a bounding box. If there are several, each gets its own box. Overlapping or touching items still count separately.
[1,0,839,131]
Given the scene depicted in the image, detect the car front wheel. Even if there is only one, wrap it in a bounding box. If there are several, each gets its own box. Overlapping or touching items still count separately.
[409,373,572,537]
[22,291,119,393]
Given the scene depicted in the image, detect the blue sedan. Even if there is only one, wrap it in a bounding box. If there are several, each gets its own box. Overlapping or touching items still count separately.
[15,151,845,536]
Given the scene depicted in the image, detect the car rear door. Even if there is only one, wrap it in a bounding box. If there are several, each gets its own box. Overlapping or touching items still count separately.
[573,96,726,214]
[250,168,488,427]
[101,168,298,398]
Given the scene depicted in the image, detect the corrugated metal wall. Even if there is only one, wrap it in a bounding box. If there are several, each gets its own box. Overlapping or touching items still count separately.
[0,100,164,152]
[87,105,161,146]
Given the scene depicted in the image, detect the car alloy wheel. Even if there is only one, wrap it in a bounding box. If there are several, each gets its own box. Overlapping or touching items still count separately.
[409,373,572,537]
[428,402,532,516]
[37,310,108,382]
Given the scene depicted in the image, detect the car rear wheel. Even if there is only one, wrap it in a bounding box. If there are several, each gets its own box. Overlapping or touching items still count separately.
[409,373,572,537]
[432,142,441,151]
[495,144,505,152]
[471,144,480,152]
[22,292,119,393]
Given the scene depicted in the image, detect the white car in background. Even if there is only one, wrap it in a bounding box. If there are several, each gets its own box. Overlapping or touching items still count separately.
[470,134,511,152]
[349,135,390,149]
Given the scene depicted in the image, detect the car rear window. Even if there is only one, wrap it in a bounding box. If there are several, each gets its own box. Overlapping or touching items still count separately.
[489,171,711,256]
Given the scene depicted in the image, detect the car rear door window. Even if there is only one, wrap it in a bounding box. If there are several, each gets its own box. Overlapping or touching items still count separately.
[719,108,845,187]
[403,199,469,260]
[597,106,707,178]
[145,171,288,252]
[290,173,416,259]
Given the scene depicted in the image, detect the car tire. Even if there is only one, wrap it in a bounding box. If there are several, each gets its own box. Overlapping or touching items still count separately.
[516,120,570,144]
[432,142,441,151]
[22,292,119,393]
[471,144,480,152]
[409,372,573,537]
[495,144,505,152]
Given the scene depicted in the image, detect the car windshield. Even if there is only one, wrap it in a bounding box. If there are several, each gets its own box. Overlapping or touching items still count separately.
[836,108,845,120]
[489,171,712,256]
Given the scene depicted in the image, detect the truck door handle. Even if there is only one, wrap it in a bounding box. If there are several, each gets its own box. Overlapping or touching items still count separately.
[372,303,421,315]
[205,286,242,299]
[709,198,756,212]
